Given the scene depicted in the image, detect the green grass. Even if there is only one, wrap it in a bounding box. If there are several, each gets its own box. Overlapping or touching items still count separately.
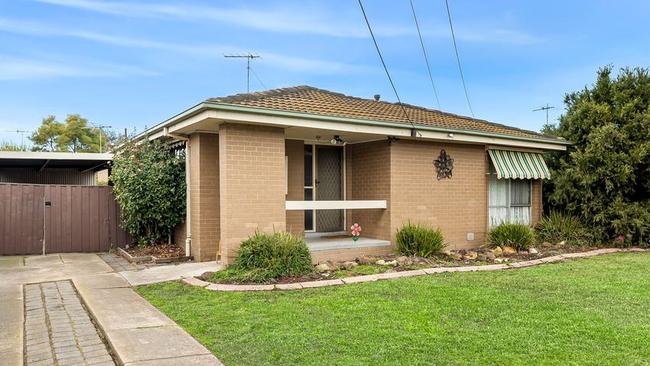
[136,253,650,366]
[330,264,389,278]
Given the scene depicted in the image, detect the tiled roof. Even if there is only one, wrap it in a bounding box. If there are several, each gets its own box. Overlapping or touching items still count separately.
[207,86,559,141]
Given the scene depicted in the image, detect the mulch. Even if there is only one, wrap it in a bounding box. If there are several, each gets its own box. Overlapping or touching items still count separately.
[126,244,185,258]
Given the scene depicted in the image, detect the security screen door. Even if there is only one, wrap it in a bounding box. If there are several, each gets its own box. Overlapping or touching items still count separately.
[316,146,343,232]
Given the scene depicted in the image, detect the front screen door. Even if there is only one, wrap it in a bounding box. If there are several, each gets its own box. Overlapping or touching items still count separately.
[316,146,343,232]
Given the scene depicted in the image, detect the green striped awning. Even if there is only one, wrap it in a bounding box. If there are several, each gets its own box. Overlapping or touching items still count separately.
[488,149,551,179]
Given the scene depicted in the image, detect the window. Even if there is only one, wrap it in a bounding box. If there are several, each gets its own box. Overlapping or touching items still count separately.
[304,145,314,231]
[489,174,532,227]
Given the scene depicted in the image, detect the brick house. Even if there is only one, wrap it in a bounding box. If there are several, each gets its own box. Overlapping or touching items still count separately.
[135,86,568,264]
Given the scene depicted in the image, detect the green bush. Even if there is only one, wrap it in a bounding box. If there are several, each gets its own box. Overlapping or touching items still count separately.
[395,222,445,257]
[535,212,592,246]
[545,67,650,246]
[488,223,535,250]
[111,141,186,245]
[213,232,313,283]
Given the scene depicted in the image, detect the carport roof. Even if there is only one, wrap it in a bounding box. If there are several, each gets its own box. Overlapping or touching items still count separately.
[0,151,112,170]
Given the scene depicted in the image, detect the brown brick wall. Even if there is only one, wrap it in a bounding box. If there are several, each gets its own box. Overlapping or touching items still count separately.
[174,222,186,248]
[346,141,392,241]
[390,140,488,250]
[286,140,304,236]
[184,128,547,262]
[188,133,220,261]
[219,123,287,264]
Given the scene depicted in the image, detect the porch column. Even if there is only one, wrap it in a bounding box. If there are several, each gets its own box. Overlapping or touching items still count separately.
[188,133,220,261]
[219,123,287,264]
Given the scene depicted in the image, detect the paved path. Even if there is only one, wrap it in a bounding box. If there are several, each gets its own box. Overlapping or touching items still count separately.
[24,281,114,365]
[0,253,223,366]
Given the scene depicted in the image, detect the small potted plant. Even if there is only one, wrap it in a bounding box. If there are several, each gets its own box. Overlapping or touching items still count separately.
[351,223,362,241]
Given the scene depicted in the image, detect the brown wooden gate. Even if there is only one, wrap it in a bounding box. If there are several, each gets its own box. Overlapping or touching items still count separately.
[0,183,130,255]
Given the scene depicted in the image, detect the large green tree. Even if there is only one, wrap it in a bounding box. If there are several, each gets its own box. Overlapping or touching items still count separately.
[30,114,112,152]
[30,115,64,151]
[57,114,100,152]
[547,66,650,246]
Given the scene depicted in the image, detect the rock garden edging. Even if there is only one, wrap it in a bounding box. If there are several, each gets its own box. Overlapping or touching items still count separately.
[182,248,648,292]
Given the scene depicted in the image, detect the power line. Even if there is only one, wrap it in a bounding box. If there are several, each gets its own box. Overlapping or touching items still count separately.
[409,0,441,109]
[444,0,474,117]
[357,0,420,136]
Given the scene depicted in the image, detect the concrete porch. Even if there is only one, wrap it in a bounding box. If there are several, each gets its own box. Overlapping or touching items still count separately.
[306,233,392,264]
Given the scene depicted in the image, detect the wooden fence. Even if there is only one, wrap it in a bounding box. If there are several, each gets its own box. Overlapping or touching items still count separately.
[0,183,130,255]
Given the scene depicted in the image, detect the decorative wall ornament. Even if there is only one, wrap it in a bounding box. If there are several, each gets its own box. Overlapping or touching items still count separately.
[434,149,454,180]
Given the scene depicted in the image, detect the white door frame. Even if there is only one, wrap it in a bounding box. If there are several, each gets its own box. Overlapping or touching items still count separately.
[304,142,346,233]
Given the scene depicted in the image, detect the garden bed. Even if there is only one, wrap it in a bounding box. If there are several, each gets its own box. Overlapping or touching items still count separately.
[120,244,190,264]
[199,241,617,285]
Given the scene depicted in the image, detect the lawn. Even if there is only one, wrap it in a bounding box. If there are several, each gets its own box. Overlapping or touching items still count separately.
[136,253,650,366]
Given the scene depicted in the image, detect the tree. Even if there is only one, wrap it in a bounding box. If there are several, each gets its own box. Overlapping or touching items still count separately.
[0,141,26,151]
[110,141,186,245]
[546,66,650,246]
[57,114,100,152]
[29,114,113,152]
[30,116,64,151]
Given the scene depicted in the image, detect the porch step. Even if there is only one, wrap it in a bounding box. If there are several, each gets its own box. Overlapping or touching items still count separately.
[307,237,391,252]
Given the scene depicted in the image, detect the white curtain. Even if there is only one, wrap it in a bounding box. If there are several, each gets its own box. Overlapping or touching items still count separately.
[488,174,531,227]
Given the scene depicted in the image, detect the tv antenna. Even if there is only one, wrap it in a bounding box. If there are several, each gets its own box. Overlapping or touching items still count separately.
[224,53,260,93]
[533,104,555,124]
[10,129,30,148]
[95,125,112,153]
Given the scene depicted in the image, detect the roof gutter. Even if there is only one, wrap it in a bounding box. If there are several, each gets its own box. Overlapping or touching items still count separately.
[134,102,571,147]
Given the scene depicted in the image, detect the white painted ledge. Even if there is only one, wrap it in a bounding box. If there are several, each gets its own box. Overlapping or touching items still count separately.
[286,200,387,210]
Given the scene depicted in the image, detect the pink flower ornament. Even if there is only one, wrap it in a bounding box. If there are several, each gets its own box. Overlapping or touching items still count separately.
[351,223,362,241]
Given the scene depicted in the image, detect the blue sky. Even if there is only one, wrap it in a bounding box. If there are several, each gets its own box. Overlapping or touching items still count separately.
[1,0,649,146]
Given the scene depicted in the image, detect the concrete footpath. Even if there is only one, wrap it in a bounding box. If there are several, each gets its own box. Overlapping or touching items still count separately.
[0,253,223,366]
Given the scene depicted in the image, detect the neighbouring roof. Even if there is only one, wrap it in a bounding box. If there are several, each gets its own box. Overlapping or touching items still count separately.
[0,151,112,170]
[207,86,561,142]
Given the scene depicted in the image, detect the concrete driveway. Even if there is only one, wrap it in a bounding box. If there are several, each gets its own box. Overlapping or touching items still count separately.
[0,253,223,366]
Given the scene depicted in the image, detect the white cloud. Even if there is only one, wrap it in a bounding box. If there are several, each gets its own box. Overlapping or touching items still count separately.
[0,17,368,74]
[0,55,155,80]
[431,27,544,45]
[35,0,370,38]
[35,0,543,44]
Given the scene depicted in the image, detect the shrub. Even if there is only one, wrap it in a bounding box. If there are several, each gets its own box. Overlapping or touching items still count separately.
[545,67,650,246]
[216,232,313,283]
[395,222,445,257]
[488,223,535,250]
[535,211,592,246]
[111,141,186,245]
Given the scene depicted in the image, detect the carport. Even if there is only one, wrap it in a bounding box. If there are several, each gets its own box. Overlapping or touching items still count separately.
[0,151,111,185]
[0,151,130,255]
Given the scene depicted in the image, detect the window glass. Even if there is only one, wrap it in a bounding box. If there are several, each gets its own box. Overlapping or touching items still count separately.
[511,180,531,206]
[304,210,313,231]
[488,169,532,226]
[304,145,313,187]
[304,172,314,231]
